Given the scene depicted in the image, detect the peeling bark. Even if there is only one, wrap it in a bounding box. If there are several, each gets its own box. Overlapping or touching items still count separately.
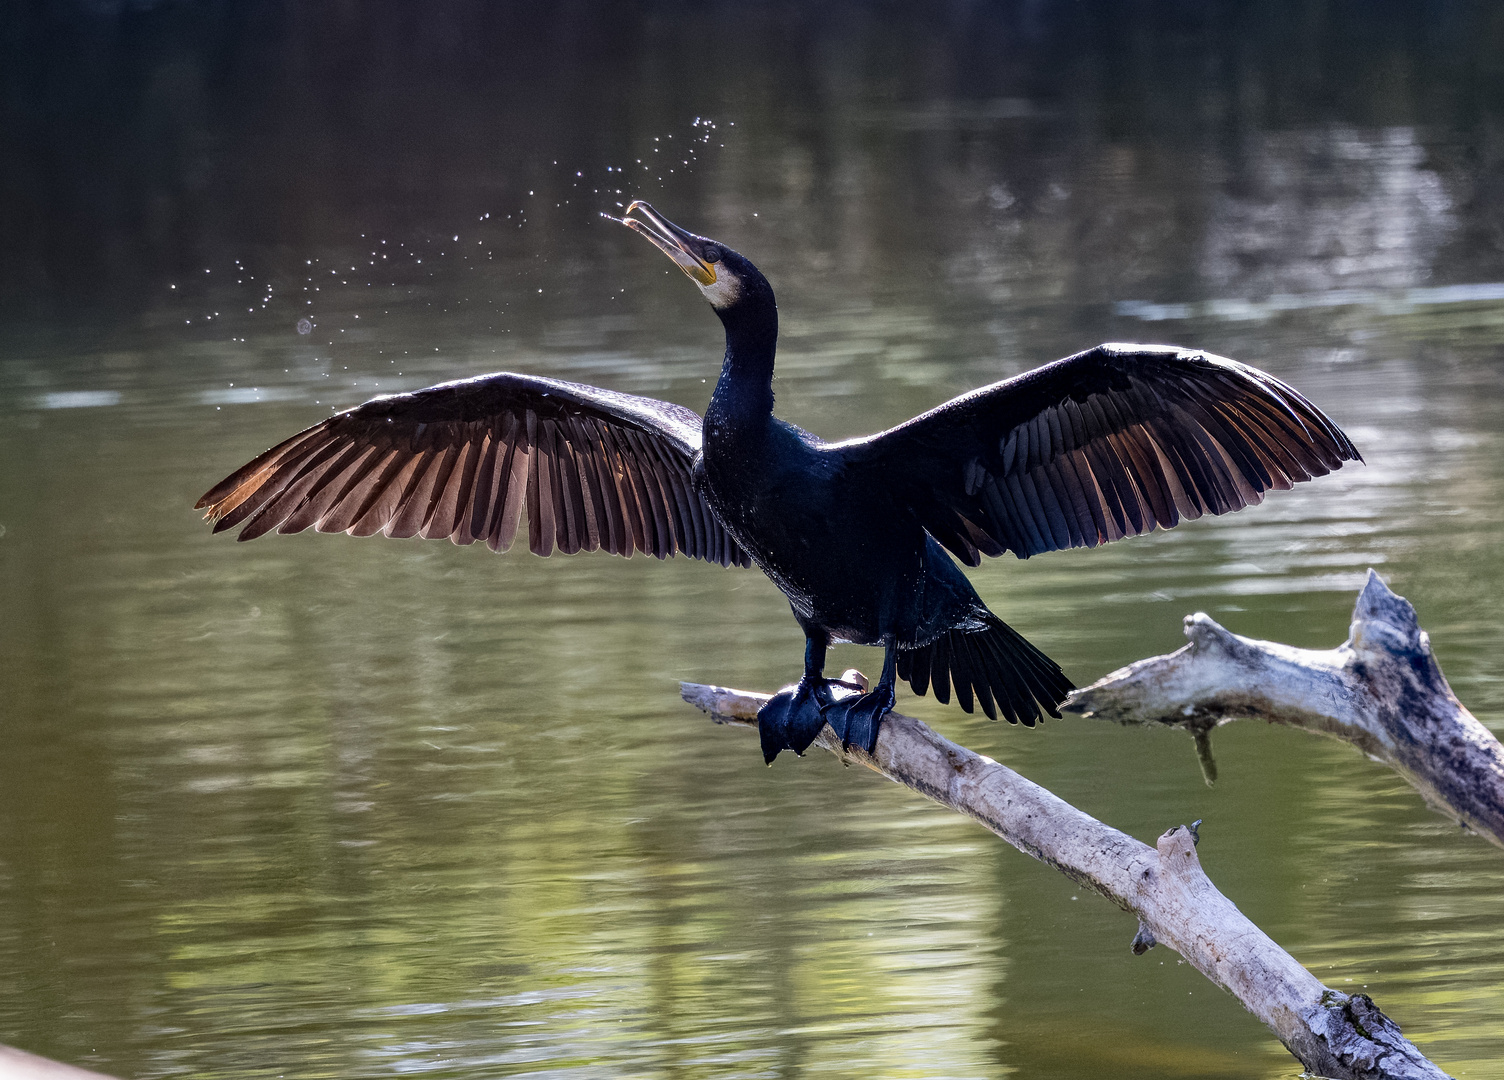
[1067,569,1504,848]
[681,675,1452,1080]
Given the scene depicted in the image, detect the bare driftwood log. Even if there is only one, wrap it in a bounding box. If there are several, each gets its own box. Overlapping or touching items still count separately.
[1067,569,1504,849]
[682,679,1451,1080]
[0,1044,122,1080]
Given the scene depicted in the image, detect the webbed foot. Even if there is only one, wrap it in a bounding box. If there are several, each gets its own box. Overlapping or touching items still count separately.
[823,682,896,755]
[757,677,856,764]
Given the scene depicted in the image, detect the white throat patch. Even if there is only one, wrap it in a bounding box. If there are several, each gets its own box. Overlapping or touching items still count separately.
[699,272,743,310]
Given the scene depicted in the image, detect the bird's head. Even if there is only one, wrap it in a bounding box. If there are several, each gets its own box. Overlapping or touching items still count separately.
[606,201,767,314]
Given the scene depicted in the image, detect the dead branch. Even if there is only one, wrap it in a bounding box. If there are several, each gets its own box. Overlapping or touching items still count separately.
[681,678,1451,1080]
[1066,569,1504,848]
[0,1044,122,1080]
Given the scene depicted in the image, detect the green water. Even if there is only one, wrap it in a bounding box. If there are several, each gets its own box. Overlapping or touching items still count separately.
[3,4,1503,1077]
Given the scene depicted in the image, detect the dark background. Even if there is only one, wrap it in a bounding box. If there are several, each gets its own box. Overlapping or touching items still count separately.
[5,1,1504,327]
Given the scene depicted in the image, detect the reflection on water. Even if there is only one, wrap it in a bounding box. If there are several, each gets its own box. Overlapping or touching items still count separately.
[1202,127,1455,296]
[2,4,1504,1079]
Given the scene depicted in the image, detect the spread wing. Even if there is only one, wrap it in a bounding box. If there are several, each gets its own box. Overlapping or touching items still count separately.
[196,371,751,567]
[844,344,1362,565]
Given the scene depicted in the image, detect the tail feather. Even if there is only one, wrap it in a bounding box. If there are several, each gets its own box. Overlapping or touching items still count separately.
[907,643,931,697]
[931,635,952,704]
[898,614,1072,726]
[975,629,1029,723]
[951,635,976,713]
[967,636,999,721]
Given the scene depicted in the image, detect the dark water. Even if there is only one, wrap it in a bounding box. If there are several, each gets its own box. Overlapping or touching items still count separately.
[3,3,1503,1077]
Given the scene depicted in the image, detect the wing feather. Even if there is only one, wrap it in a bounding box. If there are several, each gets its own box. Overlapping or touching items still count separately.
[582,418,628,554]
[428,435,480,541]
[843,344,1360,560]
[244,441,359,540]
[526,411,556,556]
[281,444,377,535]
[351,449,427,537]
[197,370,749,567]
[458,427,503,546]
[489,431,530,553]
[410,440,455,541]
[563,415,605,552]
[211,436,337,534]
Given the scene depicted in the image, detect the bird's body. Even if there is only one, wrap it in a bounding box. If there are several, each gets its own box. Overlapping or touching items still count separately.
[199,202,1361,762]
[707,429,931,634]
[699,399,984,651]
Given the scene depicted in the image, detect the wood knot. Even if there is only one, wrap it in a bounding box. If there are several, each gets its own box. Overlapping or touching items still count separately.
[1156,824,1203,873]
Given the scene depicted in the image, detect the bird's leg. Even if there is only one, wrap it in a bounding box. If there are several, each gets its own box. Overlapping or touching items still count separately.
[756,633,841,764]
[823,639,898,755]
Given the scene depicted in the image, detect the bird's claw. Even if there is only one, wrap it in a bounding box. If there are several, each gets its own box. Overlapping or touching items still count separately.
[757,676,850,764]
[822,683,896,755]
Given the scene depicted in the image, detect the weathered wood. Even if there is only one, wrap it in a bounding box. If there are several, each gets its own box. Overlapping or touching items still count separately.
[681,677,1451,1080]
[0,1044,122,1080]
[1066,569,1504,848]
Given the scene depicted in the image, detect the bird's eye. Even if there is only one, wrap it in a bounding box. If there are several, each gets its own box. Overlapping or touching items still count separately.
[702,245,721,263]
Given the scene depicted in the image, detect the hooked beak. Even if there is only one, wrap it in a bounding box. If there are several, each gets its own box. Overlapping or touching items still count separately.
[603,201,717,287]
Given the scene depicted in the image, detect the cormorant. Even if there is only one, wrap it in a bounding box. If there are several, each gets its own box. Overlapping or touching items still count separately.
[198,201,1361,763]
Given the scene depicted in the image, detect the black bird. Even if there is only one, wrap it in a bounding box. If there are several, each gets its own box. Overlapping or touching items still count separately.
[198,202,1361,763]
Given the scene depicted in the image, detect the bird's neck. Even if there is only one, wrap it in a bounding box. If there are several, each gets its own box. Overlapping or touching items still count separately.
[706,300,778,435]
